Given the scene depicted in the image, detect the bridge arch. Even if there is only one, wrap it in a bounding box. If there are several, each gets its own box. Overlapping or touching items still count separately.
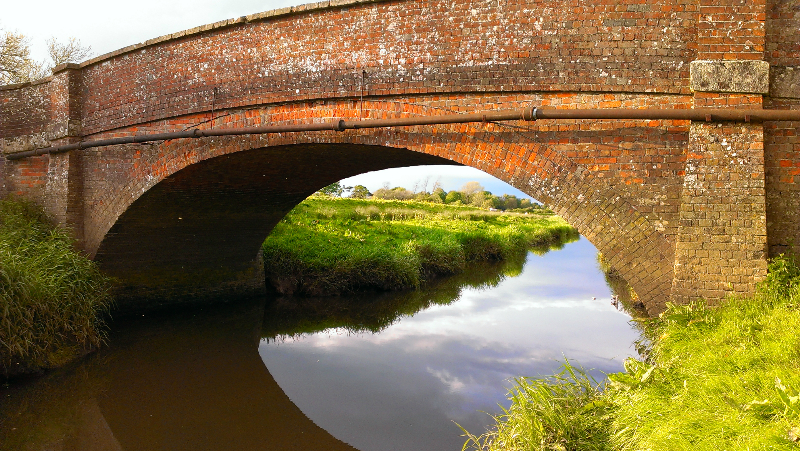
[88,100,678,314]
[2,0,788,313]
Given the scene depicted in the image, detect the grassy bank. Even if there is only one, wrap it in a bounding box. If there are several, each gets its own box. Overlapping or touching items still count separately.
[262,197,578,297]
[463,255,800,451]
[0,198,113,378]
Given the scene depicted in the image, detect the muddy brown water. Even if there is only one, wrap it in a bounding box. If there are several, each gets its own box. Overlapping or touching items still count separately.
[1,237,639,450]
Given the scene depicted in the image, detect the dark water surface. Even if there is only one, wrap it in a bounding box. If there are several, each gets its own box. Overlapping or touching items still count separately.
[1,237,638,451]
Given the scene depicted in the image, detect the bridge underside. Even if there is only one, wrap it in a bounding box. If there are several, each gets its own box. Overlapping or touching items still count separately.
[94,144,450,312]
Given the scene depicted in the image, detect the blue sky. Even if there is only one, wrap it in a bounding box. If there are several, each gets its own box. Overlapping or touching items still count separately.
[4,0,534,200]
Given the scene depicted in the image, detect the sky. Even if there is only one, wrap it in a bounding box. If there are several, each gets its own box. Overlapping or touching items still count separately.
[3,0,533,199]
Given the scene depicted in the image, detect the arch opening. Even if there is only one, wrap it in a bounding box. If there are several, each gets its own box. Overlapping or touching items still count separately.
[95,143,454,312]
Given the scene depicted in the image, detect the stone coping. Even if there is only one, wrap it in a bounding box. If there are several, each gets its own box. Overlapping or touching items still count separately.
[79,0,394,69]
[0,0,394,91]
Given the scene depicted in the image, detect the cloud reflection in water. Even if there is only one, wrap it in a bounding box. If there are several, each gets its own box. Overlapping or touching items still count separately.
[259,237,640,451]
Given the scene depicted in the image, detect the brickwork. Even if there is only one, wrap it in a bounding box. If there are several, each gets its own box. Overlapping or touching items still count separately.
[0,0,796,314]
[764,0,800,258]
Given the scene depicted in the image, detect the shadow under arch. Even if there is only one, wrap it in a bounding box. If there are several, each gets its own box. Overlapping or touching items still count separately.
[95,143,452,312]
[91,99,677,315]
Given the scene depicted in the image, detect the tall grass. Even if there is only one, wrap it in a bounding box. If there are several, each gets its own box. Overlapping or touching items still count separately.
[460,360,614,451]
[262,198,578,296]
[464,255,800,451]
[0,198,113,377]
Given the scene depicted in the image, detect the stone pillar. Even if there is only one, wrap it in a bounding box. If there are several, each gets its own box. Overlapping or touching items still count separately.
[670,0,769,304]
[42,64,85,245]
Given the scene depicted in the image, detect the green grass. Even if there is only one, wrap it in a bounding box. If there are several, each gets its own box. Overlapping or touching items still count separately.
[0,197,113,377]
[261,197,578,296]
[464,255,800,451]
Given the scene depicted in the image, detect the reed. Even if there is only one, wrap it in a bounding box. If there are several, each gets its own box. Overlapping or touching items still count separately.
[0,197,113,377]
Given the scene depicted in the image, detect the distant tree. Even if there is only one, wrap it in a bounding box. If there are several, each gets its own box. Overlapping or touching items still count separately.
[426,192,444,203]
[373,186,414,200]
[519,198,533,209]
[350,185,371,199]
[499,194,520,211]
[459,181,485,204]
[0,27,92,85]
[432,187,446,203]
[46,37,92,67]
[0,30,41,84]
[444,190,463,204]
[468,191,500,209]
[317,182,351,197]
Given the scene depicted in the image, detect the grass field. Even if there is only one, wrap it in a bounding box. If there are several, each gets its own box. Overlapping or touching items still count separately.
[261,197,578,297]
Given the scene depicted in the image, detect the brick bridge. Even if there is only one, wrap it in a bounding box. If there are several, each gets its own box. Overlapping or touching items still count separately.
[1,0,798,314]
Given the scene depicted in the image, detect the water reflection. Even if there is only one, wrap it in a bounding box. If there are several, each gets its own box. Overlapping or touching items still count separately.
[0,237,638,451]
[0,300,356,451]
[259,237,640,451]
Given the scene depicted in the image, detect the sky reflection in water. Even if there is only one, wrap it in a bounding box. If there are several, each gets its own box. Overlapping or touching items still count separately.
[259,237,641,451]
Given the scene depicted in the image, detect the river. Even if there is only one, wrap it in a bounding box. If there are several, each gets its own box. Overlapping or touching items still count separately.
[0,236,640,451]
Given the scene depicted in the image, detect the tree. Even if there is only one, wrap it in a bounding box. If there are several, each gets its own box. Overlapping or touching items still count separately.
[0,30,41,84]
[373,186,414,200]
[46,37,92,67]
[350,185,371,199]
[444,190,463,204]
[459,181,485,204]
[432,187,446,203]
[0,27,91,85]
[317,182,351,197]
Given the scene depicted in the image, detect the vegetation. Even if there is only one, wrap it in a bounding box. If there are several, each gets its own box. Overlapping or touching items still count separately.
[262,196,577,297]
[369,181,541,212]
[1,26,91,85]
[0,198,113,377]
[464,255,800,451]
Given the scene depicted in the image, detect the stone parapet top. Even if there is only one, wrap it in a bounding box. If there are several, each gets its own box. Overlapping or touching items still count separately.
[78,0,394,70]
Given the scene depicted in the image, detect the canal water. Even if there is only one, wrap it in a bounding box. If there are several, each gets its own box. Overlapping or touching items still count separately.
[1,237,640,451]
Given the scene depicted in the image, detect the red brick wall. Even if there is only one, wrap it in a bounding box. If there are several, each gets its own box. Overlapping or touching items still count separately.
[71,0,697,135]
[764,0,800,258]
[0,81,52,138]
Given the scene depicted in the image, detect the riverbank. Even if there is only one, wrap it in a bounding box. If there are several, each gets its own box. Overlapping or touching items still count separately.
[464,255,800,451]
[0,198,113,378]
[261,197,578,296]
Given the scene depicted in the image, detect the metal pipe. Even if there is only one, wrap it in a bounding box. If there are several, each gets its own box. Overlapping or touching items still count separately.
[6,107,800,161]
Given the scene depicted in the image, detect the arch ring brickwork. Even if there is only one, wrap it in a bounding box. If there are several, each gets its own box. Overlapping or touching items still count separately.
[79,99,678,314]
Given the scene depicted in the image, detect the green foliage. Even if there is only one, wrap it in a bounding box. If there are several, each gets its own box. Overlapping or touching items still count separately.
[445,190,464,204]
[262,198,578,296]
[465,255,800,451]
[349,184,371,199]
[0,197,113,377]
[316,181,350,197]
[461,360,614,451]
